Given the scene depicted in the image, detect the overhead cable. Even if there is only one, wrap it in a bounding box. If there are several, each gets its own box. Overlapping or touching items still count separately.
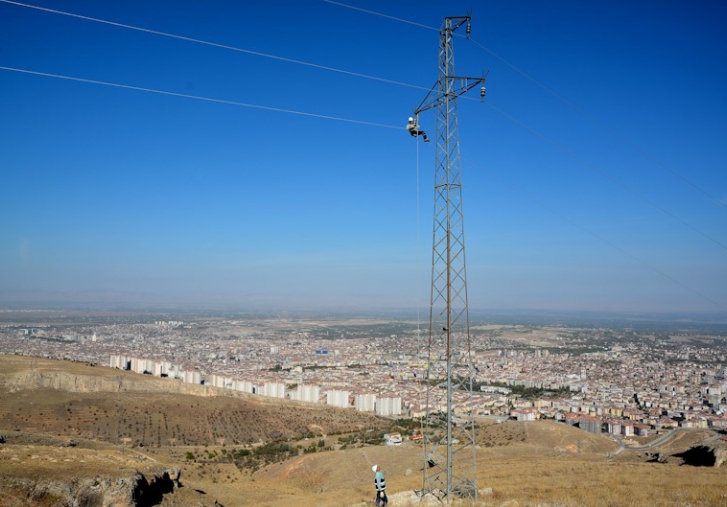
[324,0,726,211]
[321,0,438,32]
[0,66,401,130]
[0,0,427,92]
[3,0,723,249]
[466,38,727,211]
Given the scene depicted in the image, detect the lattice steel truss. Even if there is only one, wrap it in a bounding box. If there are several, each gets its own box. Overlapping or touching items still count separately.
[414,15,486,505]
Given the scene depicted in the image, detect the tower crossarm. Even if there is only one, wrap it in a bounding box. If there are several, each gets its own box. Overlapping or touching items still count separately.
[414,76,485,116]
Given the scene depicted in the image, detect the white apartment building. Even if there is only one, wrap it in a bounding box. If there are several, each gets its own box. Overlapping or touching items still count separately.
[326,390,350,408]
[354,393,376,412]
[376,396,402,416]
[290,384,320,403]
[261,381,286,399]
[234,380,254,393]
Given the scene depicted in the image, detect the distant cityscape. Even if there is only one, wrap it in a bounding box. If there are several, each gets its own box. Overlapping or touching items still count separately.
[2,313,726,438]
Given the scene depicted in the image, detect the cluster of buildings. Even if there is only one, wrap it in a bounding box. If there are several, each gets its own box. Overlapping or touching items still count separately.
[493,345,727,433]
[108,353,403,416]
[3,317,727,436]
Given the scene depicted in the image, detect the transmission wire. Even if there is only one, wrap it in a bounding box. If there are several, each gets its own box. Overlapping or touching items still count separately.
[466,37,727,211]
[3,0,722,314]
[3,1,724,251]
[322,0,725,211]
[0,0,428,93]
[322,0,439,32]
[0,66,401,130]
[319,3,727,310]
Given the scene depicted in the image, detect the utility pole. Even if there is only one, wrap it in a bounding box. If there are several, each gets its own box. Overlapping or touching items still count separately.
[414,15,485,505]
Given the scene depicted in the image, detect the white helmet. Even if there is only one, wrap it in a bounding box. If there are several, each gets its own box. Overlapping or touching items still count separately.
[408,117,414,122]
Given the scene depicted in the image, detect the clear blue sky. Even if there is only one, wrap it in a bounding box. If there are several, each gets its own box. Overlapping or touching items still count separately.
[1,0,725,314]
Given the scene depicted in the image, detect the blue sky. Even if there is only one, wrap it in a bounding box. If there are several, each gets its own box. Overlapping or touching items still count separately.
[1,0,725,314]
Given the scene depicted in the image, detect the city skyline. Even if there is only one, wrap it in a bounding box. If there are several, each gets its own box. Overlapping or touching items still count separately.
[1,0,725,314]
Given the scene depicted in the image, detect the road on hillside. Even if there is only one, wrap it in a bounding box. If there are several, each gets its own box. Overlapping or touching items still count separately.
[610,428,719,455]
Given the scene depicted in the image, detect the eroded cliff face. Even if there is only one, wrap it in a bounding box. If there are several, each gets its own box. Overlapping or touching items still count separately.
[715,446,727,467]
[0,430,225,507]
[1,467,182,507]
[673,443,727,467]
[0,369,226,397]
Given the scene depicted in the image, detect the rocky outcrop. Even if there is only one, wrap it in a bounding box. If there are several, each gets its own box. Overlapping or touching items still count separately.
[716,445,727,467]
[645,451,669,463]
[0,370,234,398]
[2,467,185,507]
[673,444,727,467]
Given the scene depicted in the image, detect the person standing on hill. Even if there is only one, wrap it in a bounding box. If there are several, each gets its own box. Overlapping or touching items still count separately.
[372,464,388,507]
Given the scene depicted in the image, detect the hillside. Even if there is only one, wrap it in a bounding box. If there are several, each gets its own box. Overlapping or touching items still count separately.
[0,432,204,507]
[0,355,389,446]
[1,355,725,507]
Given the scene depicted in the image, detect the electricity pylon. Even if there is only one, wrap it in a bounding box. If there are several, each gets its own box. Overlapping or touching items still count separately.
[414,15,485,505]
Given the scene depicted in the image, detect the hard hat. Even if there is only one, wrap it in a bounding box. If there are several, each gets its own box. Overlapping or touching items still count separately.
[372,465,378,472]
[408,117,414,122]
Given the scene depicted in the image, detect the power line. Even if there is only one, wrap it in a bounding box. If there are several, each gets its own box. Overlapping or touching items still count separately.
[462,156,726,312]
[3,0,723,252]
[323,0,726,211]
[0,0,427,92]
[319,3,727,250]
[0,66,401,130]
[317,0,725,305]
[3,4,722,311]
[466,38,727,212]
[321,0,438,33]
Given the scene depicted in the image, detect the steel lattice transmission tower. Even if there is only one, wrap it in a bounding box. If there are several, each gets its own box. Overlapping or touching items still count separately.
[414,15,486,505]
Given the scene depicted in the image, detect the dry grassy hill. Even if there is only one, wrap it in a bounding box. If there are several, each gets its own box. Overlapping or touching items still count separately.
[0,356,389,446]
[1,355,725,507]
[0,432,206,507]
[473,417,618,461]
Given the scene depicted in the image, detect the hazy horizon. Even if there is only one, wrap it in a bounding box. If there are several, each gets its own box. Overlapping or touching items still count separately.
[2,289,727,329]
[2,1,725,316]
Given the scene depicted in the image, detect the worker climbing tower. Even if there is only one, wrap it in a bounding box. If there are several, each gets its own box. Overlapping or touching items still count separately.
[414,15,486,505]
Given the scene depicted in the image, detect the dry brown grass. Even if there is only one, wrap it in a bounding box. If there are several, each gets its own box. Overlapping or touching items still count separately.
[191,434,727,507]
[483,443,726,507]
[0,357,389,447]
[1,356,725,507]
[0,440,164,482]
